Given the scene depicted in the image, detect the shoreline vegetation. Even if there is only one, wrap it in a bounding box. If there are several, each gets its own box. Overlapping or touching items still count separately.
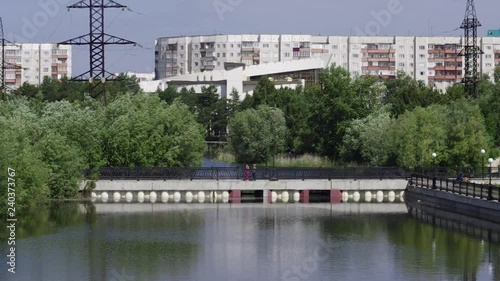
[216,152,333,168]
[1,66,500,216]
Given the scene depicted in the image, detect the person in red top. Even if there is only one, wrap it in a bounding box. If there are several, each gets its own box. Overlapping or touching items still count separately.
[244,164,250,181]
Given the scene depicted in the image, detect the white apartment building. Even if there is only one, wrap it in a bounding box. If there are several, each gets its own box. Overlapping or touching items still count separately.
[155,34,500,92]
[2,43,72,89]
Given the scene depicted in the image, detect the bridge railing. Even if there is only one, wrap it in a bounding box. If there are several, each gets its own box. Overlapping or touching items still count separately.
[409,174,500,201]
[84,167,413,181]
[83,167,500,181]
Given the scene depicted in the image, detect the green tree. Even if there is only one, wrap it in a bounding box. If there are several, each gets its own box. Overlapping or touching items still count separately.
[304,66,377,160]
[390,105,448,168]
[383,71,443,117]
[104,94,206,167]
[228,105,287,163]
[342,108,393,166]
[158,85,179,104]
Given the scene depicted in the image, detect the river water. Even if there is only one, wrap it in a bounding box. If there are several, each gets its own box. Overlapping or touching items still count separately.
[1,202,500,281]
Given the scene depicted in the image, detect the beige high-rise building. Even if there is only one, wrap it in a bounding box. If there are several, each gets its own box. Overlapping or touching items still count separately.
[155,34,500,92]
[2,43,71,89]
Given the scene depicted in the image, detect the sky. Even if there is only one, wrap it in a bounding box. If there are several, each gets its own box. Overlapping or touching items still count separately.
[2,0,500,76]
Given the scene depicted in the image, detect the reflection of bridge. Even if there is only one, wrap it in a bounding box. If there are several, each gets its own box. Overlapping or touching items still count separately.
[80,202,408,215]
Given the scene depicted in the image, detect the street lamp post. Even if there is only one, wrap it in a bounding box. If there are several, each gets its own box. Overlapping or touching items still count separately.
[481,149,486,183]
[489,158,494,185]
[432,153,437,189]
[432,153,437,176]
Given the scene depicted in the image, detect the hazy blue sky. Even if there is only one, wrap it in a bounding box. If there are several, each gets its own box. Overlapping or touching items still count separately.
[2,0,500,75]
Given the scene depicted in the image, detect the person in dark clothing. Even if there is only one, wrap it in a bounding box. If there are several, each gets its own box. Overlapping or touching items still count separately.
[251,164,257,181]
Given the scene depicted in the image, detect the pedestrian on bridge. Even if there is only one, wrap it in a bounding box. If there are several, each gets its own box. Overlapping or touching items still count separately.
[244,164,250,181]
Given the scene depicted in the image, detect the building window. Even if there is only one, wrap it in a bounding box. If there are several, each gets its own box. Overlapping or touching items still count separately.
[223,53,226,57]
[399,63,405,67]
[181,46,184,50]
[217,62,221,66]
[180,54,184,58]
[332,45,338,49]
[195,62,198,66]
[275,44,279,48]
[352,54,359,58]
[194,44,198,49]
[195,53,199,58]
[487,45,492,50]
[223,44,226,48]
[230,53,234,57]
[43,67,49,72]
[420,71,424,75]
[285,52,290,57]
[486,54,492,59]
[419,45,425,50]
[486,63,492,67]
[217,44,220,48]
[237,44,241,48]
[285,44,291,48]
[410,63,414,67]
[419,54,425,59]
[399,54,405,58]
[217,53,220,57]
[263,44,269,48]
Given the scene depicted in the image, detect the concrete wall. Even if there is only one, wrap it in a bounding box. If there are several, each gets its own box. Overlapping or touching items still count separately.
[83,179,408,192]
[405,185,500,224]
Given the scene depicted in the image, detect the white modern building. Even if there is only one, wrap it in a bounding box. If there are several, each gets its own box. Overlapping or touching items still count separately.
[154,34,500,93]
[2,43,72,89]
[116,71,155,82]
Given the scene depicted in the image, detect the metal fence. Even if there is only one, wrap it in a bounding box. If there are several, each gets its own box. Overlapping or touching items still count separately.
[409,174,500,201]
[83,166,500,181]
[84,167,411,181]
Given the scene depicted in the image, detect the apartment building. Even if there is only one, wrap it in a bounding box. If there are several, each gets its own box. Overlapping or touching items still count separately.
[2,43,71,89]
[155,34,500,92]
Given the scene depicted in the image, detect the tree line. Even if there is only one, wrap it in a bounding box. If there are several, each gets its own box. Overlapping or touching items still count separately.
[2,68,500,213]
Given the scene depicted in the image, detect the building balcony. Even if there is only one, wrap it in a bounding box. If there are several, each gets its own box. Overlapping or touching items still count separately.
[362,66,395,71]
[428,58,461,63]
[433,66,459,71]
[253,56,260,60]
[201,56,216,61]
[241,56,253,60]
[362,57,395,62]
[312,49,329,54]
[429,75,460,80]
[241,47,259,52]
[373,74,396,79]
[201,65,215,70]
[428,49,460,54]
[200,47,215,53]
[361,48,396,54]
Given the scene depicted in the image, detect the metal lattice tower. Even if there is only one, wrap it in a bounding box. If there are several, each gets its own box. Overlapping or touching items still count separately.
[459,0,483,98]
[59,0,136,105]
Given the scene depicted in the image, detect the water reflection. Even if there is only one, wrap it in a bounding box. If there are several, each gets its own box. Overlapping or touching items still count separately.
[0,202,499,281]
